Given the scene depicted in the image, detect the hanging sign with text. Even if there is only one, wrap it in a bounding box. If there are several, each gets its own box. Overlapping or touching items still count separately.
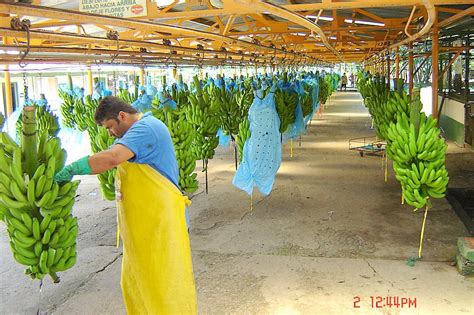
[79,0,148,18]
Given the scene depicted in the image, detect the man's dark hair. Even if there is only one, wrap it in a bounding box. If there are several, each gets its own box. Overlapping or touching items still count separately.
[95,96,138,124]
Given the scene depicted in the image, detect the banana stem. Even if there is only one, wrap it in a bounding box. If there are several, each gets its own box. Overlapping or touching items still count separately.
[290,139,293,158]
[49,272,60,283]
[418,204,429,259]
[233,140,238,170]
[21,106,38,177]
[205,158,208,195]
[250,192,253,212]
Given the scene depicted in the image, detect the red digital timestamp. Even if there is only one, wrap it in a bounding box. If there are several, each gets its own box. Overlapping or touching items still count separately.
[353,296,417,309]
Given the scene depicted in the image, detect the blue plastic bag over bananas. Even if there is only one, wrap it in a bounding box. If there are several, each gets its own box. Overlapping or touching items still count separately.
[155,91,177,110]
[93,81,112,100]
[217,128,231,147]
[131,86,153,112]
[303,76,321,127]
[116,162,197,314]
[283,81,306,141]
[233,85,282,196]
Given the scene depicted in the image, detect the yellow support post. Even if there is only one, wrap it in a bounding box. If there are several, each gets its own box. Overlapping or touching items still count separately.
[4,65,13,116]
[432,27,439,118]
[395,47,400,80]
[386,52,391,89]
[140,67,145,86]
[87,65,93,95]
[409,43,414,97]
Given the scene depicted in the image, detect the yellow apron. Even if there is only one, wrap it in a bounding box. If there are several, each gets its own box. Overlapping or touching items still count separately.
[116,162,197,314]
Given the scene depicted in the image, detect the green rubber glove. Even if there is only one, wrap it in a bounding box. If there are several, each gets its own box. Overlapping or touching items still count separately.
[54,156,92,183]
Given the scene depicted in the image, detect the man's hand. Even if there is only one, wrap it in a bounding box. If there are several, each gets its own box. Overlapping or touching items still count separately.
[54,156,92,183]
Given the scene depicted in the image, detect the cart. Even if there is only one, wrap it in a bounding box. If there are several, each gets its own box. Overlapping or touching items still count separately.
[349,136,386,157]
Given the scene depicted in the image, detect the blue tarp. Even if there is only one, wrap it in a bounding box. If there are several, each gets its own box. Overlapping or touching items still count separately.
[233,86,281,196]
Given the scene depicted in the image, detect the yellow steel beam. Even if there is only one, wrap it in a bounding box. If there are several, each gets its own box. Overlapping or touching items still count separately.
[87,65,93,95]
[227,24,417,36]
[438,6,474,28]
[233,0,342,60]
[30,20,76,29]
[432,26,439,118]
[0,3,285,55]
[144,0,474,19]
[3,64,13,116]
[354,9,387,23]
[223,15,235,35]
[285,1,474,12]
[0,33,295,64]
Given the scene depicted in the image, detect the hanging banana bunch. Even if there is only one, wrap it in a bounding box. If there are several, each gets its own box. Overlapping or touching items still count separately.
[16,103,60,138]
[275,88,298,134]
[301,86,313,118]
[0,112,5,130]
[58,89,77,129]
[82,95,116,201]
[185,75,220,162]
[235,85,253,124]
[386,99,449,209]
[118,79,138,105]
[319,77,329,105]
[362,76,391,139]
[0,107,79,282]
[170,83,190,108]
[210,81,240,137]
[157,108,199,193]
[236,119,250,162]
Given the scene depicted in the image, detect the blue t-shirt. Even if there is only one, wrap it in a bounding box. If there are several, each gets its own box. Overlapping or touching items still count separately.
[116,112,179,187]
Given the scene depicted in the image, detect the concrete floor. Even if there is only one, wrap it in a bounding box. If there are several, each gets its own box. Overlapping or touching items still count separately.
[1,92,473,315]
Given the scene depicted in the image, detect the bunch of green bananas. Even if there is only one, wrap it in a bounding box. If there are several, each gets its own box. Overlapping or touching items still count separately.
[192,134,219,162]
[0,112,5,130]
[0,107,79,282]
[361,76,391,139]
[236,119,250,162]
[118,86,138,105]
[94,126,116,201]
[275,88,298,133]
[386,101,449,209]
[153,107,199,193]
[319,77,329,105]
[185,76,220,161]
[210,82,241,136]
[234,86,253,123]
[16,104,60,138]
[58,89,77,129]
[170,83,190,108]
[82,96,116,201]
[74,99,89,132]
[301,88,313,118]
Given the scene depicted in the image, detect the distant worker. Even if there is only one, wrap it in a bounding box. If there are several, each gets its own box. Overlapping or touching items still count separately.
[341,73,348,91]
[349,73,355,87]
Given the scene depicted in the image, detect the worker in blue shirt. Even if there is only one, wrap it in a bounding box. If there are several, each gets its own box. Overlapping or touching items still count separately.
[54,96,196,313]
[54,96,179,190]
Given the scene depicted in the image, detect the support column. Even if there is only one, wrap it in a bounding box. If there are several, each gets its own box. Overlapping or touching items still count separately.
[409,43,414,97]
[140,67,145,86]
[395,47,400,80]
[465,35,470,104]
[4,65,13,116]
[387,52,391,89]
[432,27,439,118]
[87,65,93,95]
[382,55,386,77]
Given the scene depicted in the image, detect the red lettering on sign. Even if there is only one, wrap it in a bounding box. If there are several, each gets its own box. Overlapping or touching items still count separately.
[131,5,144,15]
